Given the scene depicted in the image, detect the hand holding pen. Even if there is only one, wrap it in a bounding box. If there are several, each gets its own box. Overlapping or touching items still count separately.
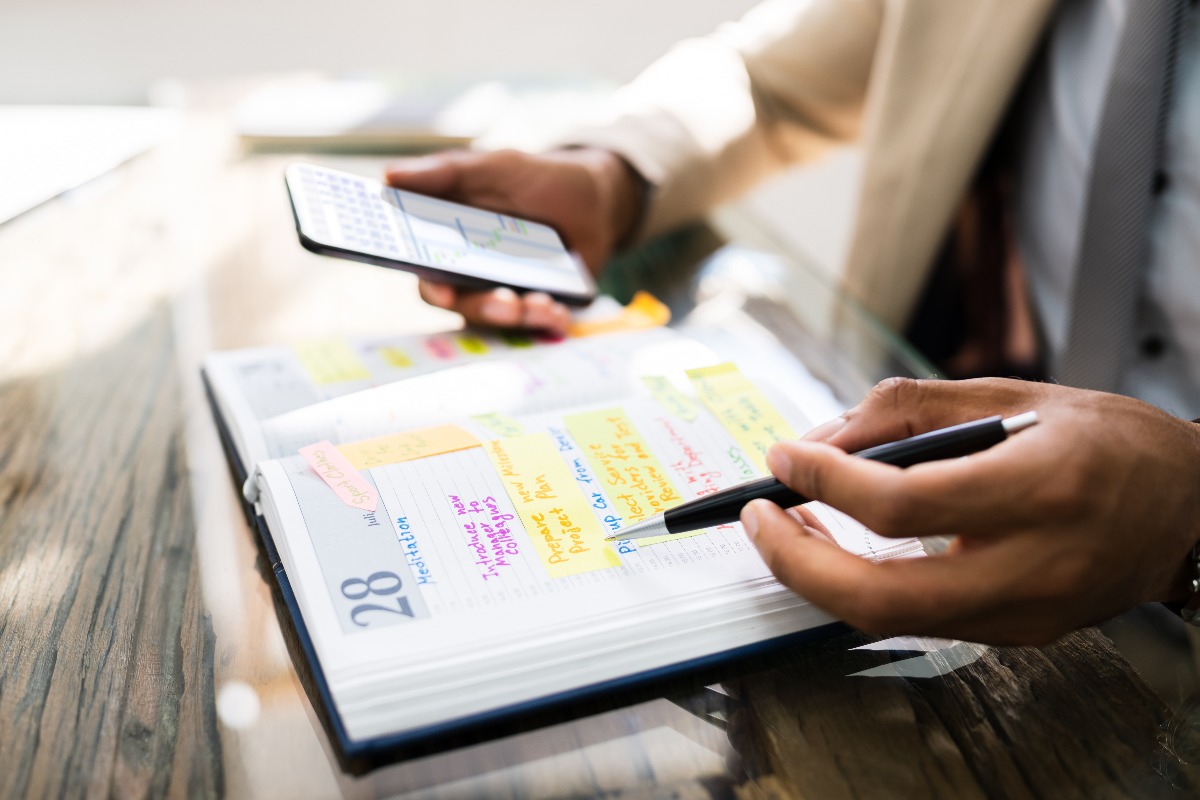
[696,378,1200,646]
[608,411,1038,541]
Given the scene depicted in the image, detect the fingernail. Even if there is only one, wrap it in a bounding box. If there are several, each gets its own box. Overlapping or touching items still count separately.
[740,502,760,542]
[765,446,792,477]
[427,283,453,306]
[804,415,846,442]
[483,288,518,323]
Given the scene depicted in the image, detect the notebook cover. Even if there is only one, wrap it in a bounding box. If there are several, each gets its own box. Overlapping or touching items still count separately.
[200,367,848,773]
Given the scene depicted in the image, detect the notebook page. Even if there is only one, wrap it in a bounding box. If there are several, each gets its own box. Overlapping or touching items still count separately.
[203,324,683,467]
[252,359,919,741]
[254,329,717,459]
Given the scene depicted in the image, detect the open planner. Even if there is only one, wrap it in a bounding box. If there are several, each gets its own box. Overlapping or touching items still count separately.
[202,315,923,764]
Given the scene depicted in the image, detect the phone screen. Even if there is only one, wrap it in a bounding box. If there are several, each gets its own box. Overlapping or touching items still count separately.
[286,163,595,304]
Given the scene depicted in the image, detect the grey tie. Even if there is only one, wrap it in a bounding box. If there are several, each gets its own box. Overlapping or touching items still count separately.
[1056,0,1186,392]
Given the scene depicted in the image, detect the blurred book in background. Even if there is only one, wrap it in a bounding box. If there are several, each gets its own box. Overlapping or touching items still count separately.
[233,73,614,154]
[0,105,179,226]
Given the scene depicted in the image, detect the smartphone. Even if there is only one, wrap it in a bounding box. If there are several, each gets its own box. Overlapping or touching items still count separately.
[285,163,596,306]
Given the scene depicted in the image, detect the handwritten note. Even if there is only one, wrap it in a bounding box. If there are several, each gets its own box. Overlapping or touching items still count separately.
[293,339,371,385]
[337,425,481,470]
[299,440,377,511]
[471,412,526,438]
[642,375,698,422]
[449,494,522,581]
[565,408,684,527]
[687,363,797,474]
[568,291,671,338]
[485,435,620,577]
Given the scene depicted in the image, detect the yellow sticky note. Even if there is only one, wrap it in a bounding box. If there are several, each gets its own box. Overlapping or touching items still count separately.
[456,333,491,355]
[564,408,685,525]
[485,435,620,577]
[338,425,481,470]
[568,291,671,338]
[687,363,797,474]
[378,345,413,368]
[642,376,698,422]
[471,412,526,438]
[293,339,371,385]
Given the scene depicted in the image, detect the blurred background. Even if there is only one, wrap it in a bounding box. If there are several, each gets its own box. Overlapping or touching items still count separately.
[4,0,755,105]
[0,0,859,276]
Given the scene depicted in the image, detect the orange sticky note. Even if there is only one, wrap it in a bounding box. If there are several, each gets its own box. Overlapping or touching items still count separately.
[299,440,377,512]
[337,424,481,470]
[568,291,671,338]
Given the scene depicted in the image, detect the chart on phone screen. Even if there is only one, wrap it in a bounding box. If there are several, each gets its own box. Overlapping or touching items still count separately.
[383,187,575,278]
[289,164,583,293]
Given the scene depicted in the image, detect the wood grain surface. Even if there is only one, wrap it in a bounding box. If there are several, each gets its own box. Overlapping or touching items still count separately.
[2,109,1199,799]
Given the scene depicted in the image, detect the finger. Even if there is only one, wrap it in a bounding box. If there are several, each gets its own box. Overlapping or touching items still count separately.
[448,286,523,327]
[786,504,836,545]
[824,377,1046,452]
[802,415,847,442]
[385,154,466,196]
[764,436,1050,537]
[520,292,570,334]
[743,499,1016,638]
[418,279,457,310]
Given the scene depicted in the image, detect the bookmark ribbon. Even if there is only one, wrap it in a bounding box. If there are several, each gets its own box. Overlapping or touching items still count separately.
[299,440,377,512]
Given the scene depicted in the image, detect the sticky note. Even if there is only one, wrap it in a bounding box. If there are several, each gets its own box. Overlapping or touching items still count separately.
[642,375,698,422]
[338,425,481,470]
[568,291,671,338]
[687,363,797,474]
[564,408,685,525]
[471,412,526,438]
[500,332,534,348]
[293,339,371,385]
[485,435,620,577]
[456,333,491,355]
[378,345,413,368]
[423,335,458,361]
[299,440,377,512]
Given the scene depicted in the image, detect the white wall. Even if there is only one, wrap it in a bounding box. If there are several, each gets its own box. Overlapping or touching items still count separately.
[0,0,857,275]
[0,0,762,104]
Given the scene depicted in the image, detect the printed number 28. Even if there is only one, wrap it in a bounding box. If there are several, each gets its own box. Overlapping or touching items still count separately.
[341,571,415,627]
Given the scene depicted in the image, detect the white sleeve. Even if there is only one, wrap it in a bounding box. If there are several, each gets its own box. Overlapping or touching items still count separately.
[556,0,883,241]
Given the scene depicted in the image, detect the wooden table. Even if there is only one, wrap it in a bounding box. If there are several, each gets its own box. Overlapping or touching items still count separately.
[3,111,1199,799]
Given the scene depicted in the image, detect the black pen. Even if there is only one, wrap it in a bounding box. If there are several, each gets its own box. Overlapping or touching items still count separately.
[604,411,1039,542]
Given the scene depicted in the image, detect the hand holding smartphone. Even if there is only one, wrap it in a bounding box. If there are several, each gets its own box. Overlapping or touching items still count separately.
[285,163,596,306]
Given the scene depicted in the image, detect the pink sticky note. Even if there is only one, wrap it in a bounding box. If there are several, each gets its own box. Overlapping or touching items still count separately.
[299,440,378,512]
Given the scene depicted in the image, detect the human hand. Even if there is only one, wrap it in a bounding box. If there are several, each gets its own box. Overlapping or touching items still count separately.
[741,377,1200,645]
[385,148,644,334]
